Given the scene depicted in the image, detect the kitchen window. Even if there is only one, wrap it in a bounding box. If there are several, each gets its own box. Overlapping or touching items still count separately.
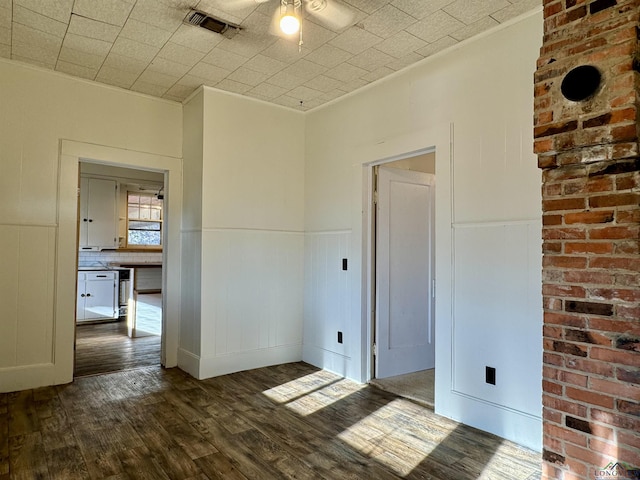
[127,192,162,248]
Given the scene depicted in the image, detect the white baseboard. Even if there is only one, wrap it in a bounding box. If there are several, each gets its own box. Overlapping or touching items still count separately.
[177,347,201,379]
[302,344,358,381]
[436,390,542,451]
[198,344,302,380]
[0,363,64,393]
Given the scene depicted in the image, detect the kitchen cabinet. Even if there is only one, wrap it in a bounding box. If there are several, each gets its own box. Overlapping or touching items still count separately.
[79,177,118,251]
[77,271,119,322]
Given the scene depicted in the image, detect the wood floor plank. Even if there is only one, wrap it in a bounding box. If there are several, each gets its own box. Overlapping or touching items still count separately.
[74,321,160,378]
[3,363,541,479]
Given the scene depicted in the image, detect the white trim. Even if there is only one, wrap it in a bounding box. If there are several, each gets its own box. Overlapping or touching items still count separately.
[361,145,441,384]
[177,348,201,379]
[198,344,303,379]
[57,140,182,386]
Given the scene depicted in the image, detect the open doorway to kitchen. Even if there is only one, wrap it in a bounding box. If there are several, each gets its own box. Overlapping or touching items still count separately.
[74,162,165,377]
[366,149,436,407]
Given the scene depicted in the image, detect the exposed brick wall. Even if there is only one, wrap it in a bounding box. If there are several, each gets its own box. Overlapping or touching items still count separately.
[535,1,640,479]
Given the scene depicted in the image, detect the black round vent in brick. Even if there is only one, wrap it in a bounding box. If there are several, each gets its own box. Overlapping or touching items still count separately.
[561,65,601,102]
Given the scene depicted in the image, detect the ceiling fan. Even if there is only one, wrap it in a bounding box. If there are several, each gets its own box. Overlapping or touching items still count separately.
[227,0,356,35]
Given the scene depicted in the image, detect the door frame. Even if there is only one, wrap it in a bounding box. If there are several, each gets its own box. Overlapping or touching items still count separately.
[56,140,182,383]
[361,146,436,382]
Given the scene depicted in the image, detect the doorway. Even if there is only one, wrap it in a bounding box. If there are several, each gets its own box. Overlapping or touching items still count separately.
[367,151,436,407]
[74,162,165,377]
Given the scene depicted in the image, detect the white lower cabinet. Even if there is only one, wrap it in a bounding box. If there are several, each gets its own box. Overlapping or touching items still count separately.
[77,271,118,322]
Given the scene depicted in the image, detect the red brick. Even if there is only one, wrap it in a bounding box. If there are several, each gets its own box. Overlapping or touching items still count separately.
[565,443,612,467]
[544,325,564,339]
[590,346,639,367]
[543,256,587,269]
[544,379,564,396]
[543,284,586,297]
[564,211,614,224]
[589,192,640,208]
[544,269,564,282]
[544,422,588,447]
[545,312,586,328]
[543,394,588,417]
[544,296,564,311]
[563,271,613,285]
[566,386,614,408]
[564,357,614,377]
[617,209,640,223]
[564,242,613,254]
[544,406,563,424]
[544,183,563,196]
[560,370,588,388]
[589,318,640,336]
[543,227,586,240]
[564,458,588,479]
[614,241,640,255]
[611,124,638,142]
[589,225,640,239]
[543,214,563,226]
[592,408,640,431]
[616,173,639,190]
[588,438,619,460]
[617,304,640,321]
[587,287,640,302]
[584,177,614,193]
[544,352,566,367]
[618,431,640,451]
[543,241,563,253]
[589,256,640,271]
[543,197,586,211]
[590,377,640,402]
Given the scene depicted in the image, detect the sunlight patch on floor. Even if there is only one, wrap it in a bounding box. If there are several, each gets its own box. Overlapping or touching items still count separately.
[263,370,346,403]
[263,371,366,416]
[337,398,456,477]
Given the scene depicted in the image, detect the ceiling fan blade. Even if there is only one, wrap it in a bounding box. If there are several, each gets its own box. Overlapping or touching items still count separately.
[217,0,270,10]
[304,0,354,30]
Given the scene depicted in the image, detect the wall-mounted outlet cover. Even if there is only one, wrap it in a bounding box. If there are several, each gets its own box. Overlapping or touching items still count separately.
[486,366,496,385]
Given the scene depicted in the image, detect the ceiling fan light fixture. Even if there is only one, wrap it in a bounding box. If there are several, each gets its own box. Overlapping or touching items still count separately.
[280,1,301,35]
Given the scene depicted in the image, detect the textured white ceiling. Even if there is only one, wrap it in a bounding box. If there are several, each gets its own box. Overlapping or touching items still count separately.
[0,0,539,110]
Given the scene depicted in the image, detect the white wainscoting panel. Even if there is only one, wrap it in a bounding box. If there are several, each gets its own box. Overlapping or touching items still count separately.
[0,224,55,369]
[198,228,304,378]
[303,231,351,360]
[452,220,542,417]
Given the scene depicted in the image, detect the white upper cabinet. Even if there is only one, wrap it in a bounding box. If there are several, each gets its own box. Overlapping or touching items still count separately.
[79,177,118,251]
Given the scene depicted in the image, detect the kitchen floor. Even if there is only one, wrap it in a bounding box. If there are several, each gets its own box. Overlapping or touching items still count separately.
[135,293,162,336]
[74,321,160,377]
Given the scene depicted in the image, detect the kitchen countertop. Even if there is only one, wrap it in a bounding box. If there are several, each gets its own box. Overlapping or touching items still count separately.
[109,262,162,268]
[78,263,162,271]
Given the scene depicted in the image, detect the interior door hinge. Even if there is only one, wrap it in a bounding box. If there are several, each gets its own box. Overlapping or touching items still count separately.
[373,190,378,204]
[373,343,377,356]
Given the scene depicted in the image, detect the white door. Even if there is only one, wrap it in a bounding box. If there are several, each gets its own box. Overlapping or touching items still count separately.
[375,166,435,379]
[85,178,117,249]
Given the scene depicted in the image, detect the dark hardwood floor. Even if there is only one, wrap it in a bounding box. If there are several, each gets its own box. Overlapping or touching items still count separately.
[1,362,541,479]
[74,321,160,377]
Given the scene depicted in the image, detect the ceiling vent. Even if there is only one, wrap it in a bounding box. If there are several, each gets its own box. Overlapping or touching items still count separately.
[184,10,241,38]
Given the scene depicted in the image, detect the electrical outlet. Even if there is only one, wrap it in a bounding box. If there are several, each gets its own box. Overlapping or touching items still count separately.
[337,331,343,344]
[486,366,496,385]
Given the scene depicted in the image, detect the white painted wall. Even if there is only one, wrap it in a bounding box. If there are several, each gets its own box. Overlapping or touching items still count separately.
[303,11,543,450]
[180,88,305,379]
[0,59,182,392]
